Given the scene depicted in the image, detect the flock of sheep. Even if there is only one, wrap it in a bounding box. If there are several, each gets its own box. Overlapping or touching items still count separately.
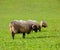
[9,20,47,40]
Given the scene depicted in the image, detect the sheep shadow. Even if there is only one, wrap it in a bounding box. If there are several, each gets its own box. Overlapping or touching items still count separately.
[26,36,60,39]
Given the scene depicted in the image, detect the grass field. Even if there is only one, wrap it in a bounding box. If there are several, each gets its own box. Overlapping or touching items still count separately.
[0,0,60,50]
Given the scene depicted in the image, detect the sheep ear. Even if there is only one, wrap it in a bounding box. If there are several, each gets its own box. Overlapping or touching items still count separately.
[32,25,37,29]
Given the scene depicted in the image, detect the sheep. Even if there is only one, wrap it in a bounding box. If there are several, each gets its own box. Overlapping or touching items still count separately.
[40,20,47,28]
[27,20,41,32]
[9,20,38,39]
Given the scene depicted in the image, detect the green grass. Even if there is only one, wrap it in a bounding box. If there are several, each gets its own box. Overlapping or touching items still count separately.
[0,0,60,50]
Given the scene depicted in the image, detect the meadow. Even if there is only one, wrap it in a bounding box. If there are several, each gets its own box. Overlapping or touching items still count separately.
[0,0,60,50]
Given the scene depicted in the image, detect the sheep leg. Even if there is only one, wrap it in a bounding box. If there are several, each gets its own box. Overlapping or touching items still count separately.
[27,32,30,34]
[38,26,41,31]
[38,28,41,31]
[12,32,15,40]
[23,33,25,38]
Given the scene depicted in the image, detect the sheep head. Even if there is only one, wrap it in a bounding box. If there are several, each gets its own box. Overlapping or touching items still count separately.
[32,25,38,32]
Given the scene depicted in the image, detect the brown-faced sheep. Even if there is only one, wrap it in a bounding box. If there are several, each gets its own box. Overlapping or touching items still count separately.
[40,20,47,28]
[27,20,41,32]
[9,20,38,39]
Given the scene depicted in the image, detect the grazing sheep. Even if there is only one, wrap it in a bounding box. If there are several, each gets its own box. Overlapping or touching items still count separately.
[27,20,41,32]
[40,20,47,28]
[9,20,38,39]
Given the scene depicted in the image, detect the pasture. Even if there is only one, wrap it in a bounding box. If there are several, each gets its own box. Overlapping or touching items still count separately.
[0,0,60,50]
